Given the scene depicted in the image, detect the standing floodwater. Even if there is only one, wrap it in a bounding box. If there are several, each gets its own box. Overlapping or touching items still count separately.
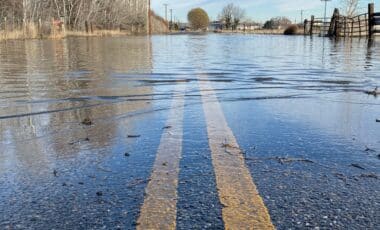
[0,35,379,229]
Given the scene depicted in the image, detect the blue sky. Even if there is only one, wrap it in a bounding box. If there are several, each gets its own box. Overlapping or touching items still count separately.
[152,0,376,23]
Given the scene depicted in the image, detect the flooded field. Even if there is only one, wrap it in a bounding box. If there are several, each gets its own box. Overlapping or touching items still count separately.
[0,35,379,229]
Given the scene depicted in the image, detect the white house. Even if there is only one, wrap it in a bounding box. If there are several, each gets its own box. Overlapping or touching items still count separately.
[237,23,262,31]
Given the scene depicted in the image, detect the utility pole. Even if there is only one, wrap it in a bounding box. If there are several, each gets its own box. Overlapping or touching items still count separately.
[148,0,152,35]
[164,4,168,22]
[170,9,173,31]
[321,0,331,36]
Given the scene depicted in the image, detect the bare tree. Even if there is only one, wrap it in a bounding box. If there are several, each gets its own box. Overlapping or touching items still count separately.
[220,3,234,29]
[340,0,360,17]
[232,5,245,30]
[220,3,245,30]
[263,17,292,29]
[0,0,151,33]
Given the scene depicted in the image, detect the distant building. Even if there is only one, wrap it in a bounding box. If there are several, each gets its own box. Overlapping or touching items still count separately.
[209,21,223,31]
[208,21,262,31]
[237,23,262,31]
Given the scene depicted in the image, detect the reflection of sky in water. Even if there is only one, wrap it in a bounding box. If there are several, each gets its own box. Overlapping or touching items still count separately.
[0,37,155,178]
[172,35,380,153]
[258,95,379,151]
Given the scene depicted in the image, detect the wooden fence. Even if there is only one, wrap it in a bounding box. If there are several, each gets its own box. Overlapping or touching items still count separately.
[304,3,380,38]
[304,16,331,36]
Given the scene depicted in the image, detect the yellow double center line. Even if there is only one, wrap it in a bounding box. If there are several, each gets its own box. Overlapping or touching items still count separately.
[137,80,274,229]
[199,78,274,230]
[137,84,185,229]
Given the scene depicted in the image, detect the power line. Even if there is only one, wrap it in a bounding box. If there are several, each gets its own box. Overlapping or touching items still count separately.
[321,0,331,36]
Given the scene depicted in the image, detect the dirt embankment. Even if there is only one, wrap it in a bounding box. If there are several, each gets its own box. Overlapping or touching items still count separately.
[151,12,169,34]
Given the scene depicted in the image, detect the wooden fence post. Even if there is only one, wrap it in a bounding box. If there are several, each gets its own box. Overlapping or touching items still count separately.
[148,0,152,35]
[310,15,315,35]
[344,17,347,36]
[304,19,308,35]
[328,8,339,37]
[368,3,374,37]
[90,22,93,34]
[335,19,340,37]
[85,21,89,33]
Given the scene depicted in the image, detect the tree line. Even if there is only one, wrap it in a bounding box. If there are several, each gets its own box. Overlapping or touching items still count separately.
[0,0,149,32]
[187,1,366,31]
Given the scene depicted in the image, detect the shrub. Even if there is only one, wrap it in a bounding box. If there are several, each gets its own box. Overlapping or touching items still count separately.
[187,8,210,30]
[284,25,299,35]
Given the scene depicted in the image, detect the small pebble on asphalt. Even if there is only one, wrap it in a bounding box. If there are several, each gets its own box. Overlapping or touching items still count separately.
[82,118,92,126]
[96,191,103,196]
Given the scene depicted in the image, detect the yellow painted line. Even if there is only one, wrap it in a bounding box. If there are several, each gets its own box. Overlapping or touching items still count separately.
[199,78,275,230]
[137,84,185,230]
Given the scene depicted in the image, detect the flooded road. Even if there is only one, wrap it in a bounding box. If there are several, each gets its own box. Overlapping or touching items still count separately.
[0,35,379,229]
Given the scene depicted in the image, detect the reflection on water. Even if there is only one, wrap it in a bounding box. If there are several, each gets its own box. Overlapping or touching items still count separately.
[0,34,379,228]
[0,34,380,174]
[0,35,380,169]
[0,37,154,176]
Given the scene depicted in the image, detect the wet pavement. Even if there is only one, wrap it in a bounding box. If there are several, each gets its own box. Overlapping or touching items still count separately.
[0,35,379,229]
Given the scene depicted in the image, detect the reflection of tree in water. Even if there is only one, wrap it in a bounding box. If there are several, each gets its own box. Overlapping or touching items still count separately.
[0,37,153,174]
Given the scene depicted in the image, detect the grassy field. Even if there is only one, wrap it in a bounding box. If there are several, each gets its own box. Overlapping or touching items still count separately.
[0,29,132,42]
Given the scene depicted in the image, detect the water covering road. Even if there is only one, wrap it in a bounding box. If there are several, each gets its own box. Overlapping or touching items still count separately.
[0,35,379,229]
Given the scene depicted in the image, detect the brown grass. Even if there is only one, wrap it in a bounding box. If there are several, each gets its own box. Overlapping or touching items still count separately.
[0,23,40,41]
[0,30,24,40]
[65,30,129,38]
[0,27,130,41]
